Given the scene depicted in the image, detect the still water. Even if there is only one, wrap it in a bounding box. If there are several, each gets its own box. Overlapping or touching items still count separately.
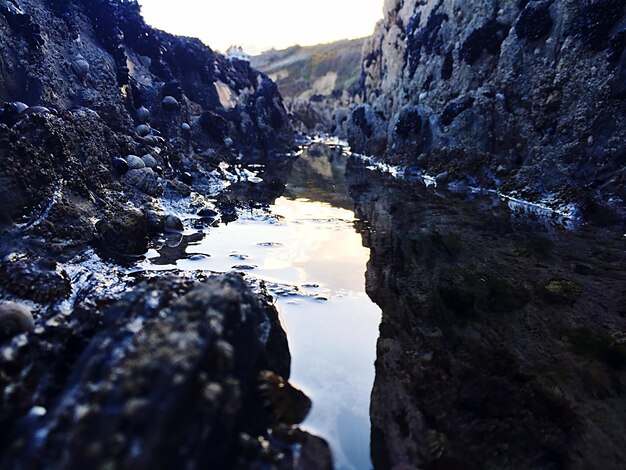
[141,142,380,470]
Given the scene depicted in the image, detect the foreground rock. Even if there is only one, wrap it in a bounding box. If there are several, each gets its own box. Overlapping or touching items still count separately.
[347,158,626,468]
[0,274,331,468]
[350,0,626,220]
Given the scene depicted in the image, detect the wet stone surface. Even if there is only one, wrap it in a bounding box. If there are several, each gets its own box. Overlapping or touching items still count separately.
[346,156,626,469]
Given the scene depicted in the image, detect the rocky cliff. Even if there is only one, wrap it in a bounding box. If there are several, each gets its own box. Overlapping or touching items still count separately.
[0,1,336,468]
[349,0,626,221]
[251,39,364,137]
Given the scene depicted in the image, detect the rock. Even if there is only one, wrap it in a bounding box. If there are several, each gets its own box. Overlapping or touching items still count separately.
[1,274,294,468]
[541,279,583,305]
[181,122,191,132]
[352,0,626,216]
[95,208,150,255]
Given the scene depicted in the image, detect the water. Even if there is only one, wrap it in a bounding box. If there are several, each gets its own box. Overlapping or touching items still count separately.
[141,141,381,470]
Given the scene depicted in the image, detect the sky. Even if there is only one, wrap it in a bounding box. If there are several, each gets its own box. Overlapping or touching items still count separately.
[137,0,383,55]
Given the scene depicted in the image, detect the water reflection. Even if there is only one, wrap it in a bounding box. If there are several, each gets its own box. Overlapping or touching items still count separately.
[142,142,381,470]
[347,156,626,469]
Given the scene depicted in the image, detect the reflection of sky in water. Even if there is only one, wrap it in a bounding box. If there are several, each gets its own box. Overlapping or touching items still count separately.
[143,194,381,470]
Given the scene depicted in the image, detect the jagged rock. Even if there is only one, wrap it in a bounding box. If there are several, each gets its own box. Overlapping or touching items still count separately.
[0,274,304,468]
[350,0,626,219]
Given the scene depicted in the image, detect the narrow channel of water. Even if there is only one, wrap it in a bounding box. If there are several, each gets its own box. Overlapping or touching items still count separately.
[141,141,381,470]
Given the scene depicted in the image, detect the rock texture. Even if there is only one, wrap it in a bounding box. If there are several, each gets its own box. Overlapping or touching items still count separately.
[0,274,330,468]
[0,0,294,259]
[0,2,336,467]
[348,157,626,469]
[350,0,626,220]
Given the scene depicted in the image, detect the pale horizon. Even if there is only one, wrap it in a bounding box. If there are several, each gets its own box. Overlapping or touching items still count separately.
[137,0,383,55]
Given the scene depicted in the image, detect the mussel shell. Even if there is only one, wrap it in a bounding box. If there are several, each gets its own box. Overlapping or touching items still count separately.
[112,157,129,175]
[4,101,28,115]
[164,215,183,233]
[21,105,52,115]
[0,301,34,342]
[180,171,193,185]
[0,257,72,303]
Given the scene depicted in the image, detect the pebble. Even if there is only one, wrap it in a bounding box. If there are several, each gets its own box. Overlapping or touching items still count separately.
[181,122,191,132]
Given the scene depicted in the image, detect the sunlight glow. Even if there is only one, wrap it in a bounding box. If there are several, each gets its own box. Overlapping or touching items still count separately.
[137,0,383,54]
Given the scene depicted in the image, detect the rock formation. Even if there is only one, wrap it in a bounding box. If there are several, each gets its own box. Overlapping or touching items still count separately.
[349,0,626,221]
[251,39,364,138]
[348,156,626,469]
[0,1,333,467]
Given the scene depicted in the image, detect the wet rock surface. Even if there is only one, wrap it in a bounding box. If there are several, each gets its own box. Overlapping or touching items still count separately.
[0,1,333,468]
[0,273,329,468]
[347,157,626,469]
[350,0,626,220]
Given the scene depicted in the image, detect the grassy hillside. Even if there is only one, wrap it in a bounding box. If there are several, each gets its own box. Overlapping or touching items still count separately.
[250,38,364,99]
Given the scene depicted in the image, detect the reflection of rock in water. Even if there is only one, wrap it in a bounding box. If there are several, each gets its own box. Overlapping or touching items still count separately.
[347,157,626,469]
[284,142,354,210]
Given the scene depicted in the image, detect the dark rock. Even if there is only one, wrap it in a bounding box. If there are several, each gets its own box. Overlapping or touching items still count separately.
[180,171,193,185]
[460,20,510,65]
[1,274,296,468]
[95,208,150,255]
[570,0,625,50]
[516,1,554,41]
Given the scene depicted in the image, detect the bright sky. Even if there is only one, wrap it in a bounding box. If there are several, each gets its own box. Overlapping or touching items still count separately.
[137,0,383,55]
